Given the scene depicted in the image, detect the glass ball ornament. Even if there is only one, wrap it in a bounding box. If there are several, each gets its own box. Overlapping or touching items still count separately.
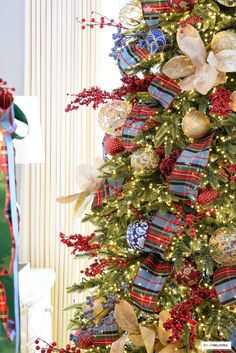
[230,91,236,112]
[182,109,211,139]
[98,100,132,136]
[209,227,236,265]
[126,219,149,251]
[131,148,159,175]
[211,31,236,53]
[173,259,202,287]
[145,29,171,55]
[119,0,143,28]
[215,0,236,6]
[167,0,197,12]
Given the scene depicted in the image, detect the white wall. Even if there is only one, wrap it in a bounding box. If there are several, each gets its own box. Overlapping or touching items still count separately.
[0,0,25,94]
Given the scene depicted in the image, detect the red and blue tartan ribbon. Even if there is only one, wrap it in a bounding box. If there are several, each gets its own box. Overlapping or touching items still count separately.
[70,315,119,349]
[122,104,157,152]
[148,73,181,109]
[141,0,172,17]
[213,266,236,307]
[130,254,171,313]
[0,102,21,352]
[144,211,183,259]
[92,179,123,209]
[93,315,119,347]
[118,44,150,76]
[169,131,215,203]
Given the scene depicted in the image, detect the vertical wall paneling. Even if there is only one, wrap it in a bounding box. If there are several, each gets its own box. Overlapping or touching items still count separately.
[20,0,124,346]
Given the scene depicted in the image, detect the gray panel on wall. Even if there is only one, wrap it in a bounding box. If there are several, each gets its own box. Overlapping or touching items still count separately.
[0,0,25,94]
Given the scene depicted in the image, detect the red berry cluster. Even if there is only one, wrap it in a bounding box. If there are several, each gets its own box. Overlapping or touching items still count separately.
[34,339,80,353]
[156,146,180,179]
[0,79,15,110]
[77,12,123,30]
[220,162,236,184]
[209,87,232,117]
[163,288,217,349]
[81,257,129,277]
[65,86,123,112]
[59,232,100,256]
[116,74,156,97]
[179,15,202,28]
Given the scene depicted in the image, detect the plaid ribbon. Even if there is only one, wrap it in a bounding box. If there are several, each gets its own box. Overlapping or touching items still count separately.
[141,0,172,17]
[229,328,236,353]
[70,327,94,349]
[122,104,157,152]
[0,282,8,330]
[148,73,181,109]
[144,211,183,259]
[70,316,119,349]
[213,266,236,307]
[92,179,123,209]
[0,102,25,351]
[93,315,119,347]
[130,254,171,313]
[118,43,150,76]
[169,131,215,203]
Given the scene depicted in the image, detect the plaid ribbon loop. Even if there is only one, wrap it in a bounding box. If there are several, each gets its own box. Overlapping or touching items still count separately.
[92,179,123,209]
[213,266,236,307]
[130,254,171,313]
[118,43,150,76]
[169,131,215,203]
[122,104,157,152]
[71,315,119,349]
[130,211,183,313]
[144,211,183,259]
[148,73,181,109]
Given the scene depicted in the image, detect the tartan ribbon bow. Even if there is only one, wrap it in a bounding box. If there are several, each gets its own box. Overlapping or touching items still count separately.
[169,131,215,203]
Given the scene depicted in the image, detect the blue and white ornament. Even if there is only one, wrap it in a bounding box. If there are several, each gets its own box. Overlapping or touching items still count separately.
[145,29,171,55]
[126,220,149,251]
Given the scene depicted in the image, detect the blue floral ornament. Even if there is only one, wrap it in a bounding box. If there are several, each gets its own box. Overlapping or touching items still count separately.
[145,29,171,55]
[126,220,149,251]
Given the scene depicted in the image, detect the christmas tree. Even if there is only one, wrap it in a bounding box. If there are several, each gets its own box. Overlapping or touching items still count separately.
[36,0,236,352]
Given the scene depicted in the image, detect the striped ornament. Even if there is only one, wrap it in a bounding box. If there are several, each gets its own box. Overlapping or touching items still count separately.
[92,179,123,209]
[118,43,149,76]
[122,104,157,152]
[130,254,171,313]
[144,211,183,259]
[148,73,181,109]
[169,131,215,203]
[213,266,236,307]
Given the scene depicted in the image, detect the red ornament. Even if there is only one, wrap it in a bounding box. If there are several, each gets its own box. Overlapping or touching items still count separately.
[197,188,220,206]
[167,0,197,12]
[104,136,125,156]
[173,259,202,287]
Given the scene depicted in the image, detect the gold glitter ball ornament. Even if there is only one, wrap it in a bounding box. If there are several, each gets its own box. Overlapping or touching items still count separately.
[131,148,159,175]
[211,31,236,53]
[119,0,143,28]
[230,91,236,112]
[83,297,109,325]
[182,109,211,139]
[209,227,236,266]
[215,0,236,6]
[98,100,132,136]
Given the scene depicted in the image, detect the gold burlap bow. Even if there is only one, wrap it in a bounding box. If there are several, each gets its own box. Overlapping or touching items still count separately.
[111,300,156,353]
[56,158,103,217]
[162,25,236,95]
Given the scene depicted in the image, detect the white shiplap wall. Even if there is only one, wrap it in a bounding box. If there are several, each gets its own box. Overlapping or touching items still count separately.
[19,0,124,346]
